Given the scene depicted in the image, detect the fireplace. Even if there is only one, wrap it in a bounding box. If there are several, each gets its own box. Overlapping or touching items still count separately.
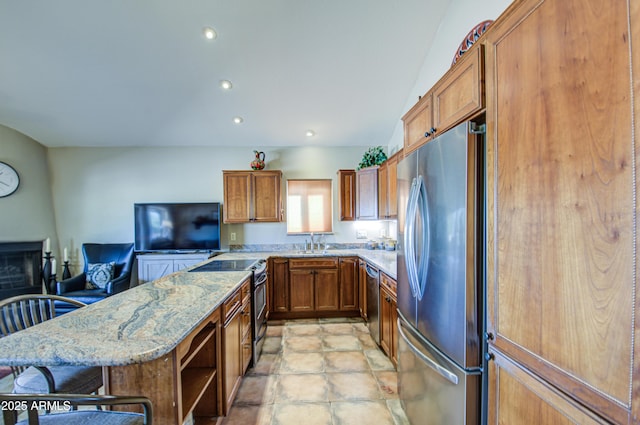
[0,242,43,300]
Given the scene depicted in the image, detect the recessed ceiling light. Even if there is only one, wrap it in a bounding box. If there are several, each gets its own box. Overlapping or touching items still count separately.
[305,130,315,137]
[233,117,244,124]
[203,27,217,40]
[220,80,233,90]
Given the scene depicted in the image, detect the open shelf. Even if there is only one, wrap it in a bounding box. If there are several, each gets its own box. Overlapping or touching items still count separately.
[180,323,216,370]
[181,368,217,422]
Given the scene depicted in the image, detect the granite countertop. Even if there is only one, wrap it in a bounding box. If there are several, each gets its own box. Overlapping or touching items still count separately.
[0,267,252,367]
[0,249,396,367]
[215,249,397,279]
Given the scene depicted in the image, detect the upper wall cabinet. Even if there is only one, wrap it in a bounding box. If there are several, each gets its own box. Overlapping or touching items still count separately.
[355,166,379,220]
[378,150,401,219]
[223,170,283,223]
[402,45,485,155]
[337,169,356,221]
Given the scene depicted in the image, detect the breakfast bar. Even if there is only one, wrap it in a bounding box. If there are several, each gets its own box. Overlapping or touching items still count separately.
[0,256,253,425]
[0,250,396,425]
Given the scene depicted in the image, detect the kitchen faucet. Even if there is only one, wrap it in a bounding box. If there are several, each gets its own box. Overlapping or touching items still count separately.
[310,232,315,253]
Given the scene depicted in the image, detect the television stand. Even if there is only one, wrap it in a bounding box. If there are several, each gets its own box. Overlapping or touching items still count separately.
[136,252,210,285]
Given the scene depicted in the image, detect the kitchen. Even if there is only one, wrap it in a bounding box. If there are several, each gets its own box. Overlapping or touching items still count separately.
[1,0,640,424]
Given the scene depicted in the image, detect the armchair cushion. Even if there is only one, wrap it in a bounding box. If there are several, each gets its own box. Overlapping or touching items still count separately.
[85,262,115,289]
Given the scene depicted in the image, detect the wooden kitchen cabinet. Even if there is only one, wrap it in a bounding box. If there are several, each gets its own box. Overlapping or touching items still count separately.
[289,269,315,312]
[337,169,356,221]
[358,259,368,320]
[379,272,397,367]
[402,42,484,155]
[339,257,359,311]
[222,278,251,415]
[223,170,282,223]
[484,0,639,423]
[355,166,379,220]
[105,308,221,425]
[289,258,339,312]
[378,151,401,219]
[402,93,433,155]
[269,257,289,313]
[431,45,484,136]
[271,256,360,319]
[314,268,339,311]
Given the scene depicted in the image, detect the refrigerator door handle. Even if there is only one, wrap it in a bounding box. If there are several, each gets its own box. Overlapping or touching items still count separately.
[414,175,430,300]
[397,318,459,385]
[404,177,420,299]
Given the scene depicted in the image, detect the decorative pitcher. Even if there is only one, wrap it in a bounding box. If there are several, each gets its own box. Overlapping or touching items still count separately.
[250,150,266,170]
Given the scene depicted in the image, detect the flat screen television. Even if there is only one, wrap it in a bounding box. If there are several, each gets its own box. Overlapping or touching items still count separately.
[134,202,221,252]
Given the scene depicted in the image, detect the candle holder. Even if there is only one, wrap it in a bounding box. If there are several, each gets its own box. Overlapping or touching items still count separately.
[62,260,72,280]
[42,252,53,294]
[49,273,57,295]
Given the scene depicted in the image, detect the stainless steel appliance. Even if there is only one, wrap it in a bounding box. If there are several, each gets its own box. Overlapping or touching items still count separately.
[397,121,484,425]
[250,259,267,367]
[189,257,268,367]
[365,263,380,344]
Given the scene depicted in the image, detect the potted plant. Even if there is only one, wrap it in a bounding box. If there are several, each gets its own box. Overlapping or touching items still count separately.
[357,146,387,170]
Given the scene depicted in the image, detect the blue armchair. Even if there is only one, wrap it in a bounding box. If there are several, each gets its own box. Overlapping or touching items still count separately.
[56,243,135,305]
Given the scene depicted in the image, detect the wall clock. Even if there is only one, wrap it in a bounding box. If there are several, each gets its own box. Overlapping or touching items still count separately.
[0,161,20,197]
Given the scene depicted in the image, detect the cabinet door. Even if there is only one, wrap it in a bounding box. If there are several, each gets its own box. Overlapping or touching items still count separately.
[222,311,242,415]
[252,171,282,222]
[487,349,608,425]
[432,44,484,135]
[339,258,358,311]
[379,284,393,358]
[356,167,379,220]
[484,0,636,423]
[269,258,289,312]
[402,94,433,155]
[390,295,397,367]
[377,162,389,218]
[337,169,356,221]
[173,257,207,272]
[386,153,399,218]
[138,258,172,284]
[358,260,368,320]
[223,172,251,223]
[314,269,339,311]
[289,270,315,312]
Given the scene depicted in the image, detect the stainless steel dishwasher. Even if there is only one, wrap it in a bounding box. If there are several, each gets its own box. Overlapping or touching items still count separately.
[365,263,380,344]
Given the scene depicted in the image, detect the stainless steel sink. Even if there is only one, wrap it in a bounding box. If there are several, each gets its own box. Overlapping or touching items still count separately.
[296,250,330,256]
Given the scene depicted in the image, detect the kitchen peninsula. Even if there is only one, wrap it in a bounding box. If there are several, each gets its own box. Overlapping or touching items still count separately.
[0,249,396,425]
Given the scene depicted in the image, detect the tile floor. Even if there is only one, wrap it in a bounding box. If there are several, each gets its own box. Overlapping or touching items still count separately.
[220,317,409,425]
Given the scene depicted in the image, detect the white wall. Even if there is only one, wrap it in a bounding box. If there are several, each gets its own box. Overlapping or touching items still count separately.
[47,145,391,265]
[387,0,513,154]
[0,125,57,248]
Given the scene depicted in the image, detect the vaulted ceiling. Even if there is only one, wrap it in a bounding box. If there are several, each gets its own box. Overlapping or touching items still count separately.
[0,1,450,148]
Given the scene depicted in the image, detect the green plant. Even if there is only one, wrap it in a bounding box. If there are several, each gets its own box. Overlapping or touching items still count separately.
[357,146,387,170]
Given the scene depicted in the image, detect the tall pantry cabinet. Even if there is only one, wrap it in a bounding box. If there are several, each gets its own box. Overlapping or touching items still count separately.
[483,0,639,423]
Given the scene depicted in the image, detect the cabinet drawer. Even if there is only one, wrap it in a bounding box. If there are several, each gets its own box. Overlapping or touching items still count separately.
[241,302,251,338]
[289,258,338,269]
[380,272,397,297]
[223,289,242,322]
[241,280,250,303]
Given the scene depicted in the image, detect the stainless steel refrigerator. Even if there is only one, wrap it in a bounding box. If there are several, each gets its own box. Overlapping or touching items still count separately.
[397,120,484,425]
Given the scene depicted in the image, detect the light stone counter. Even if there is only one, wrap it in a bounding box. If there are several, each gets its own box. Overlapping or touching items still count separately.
[0,249,396,368]
[0,265,252,367]
[214,249,397,279]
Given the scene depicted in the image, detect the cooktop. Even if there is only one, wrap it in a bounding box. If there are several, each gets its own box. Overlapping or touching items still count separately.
[189,259,259,272]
